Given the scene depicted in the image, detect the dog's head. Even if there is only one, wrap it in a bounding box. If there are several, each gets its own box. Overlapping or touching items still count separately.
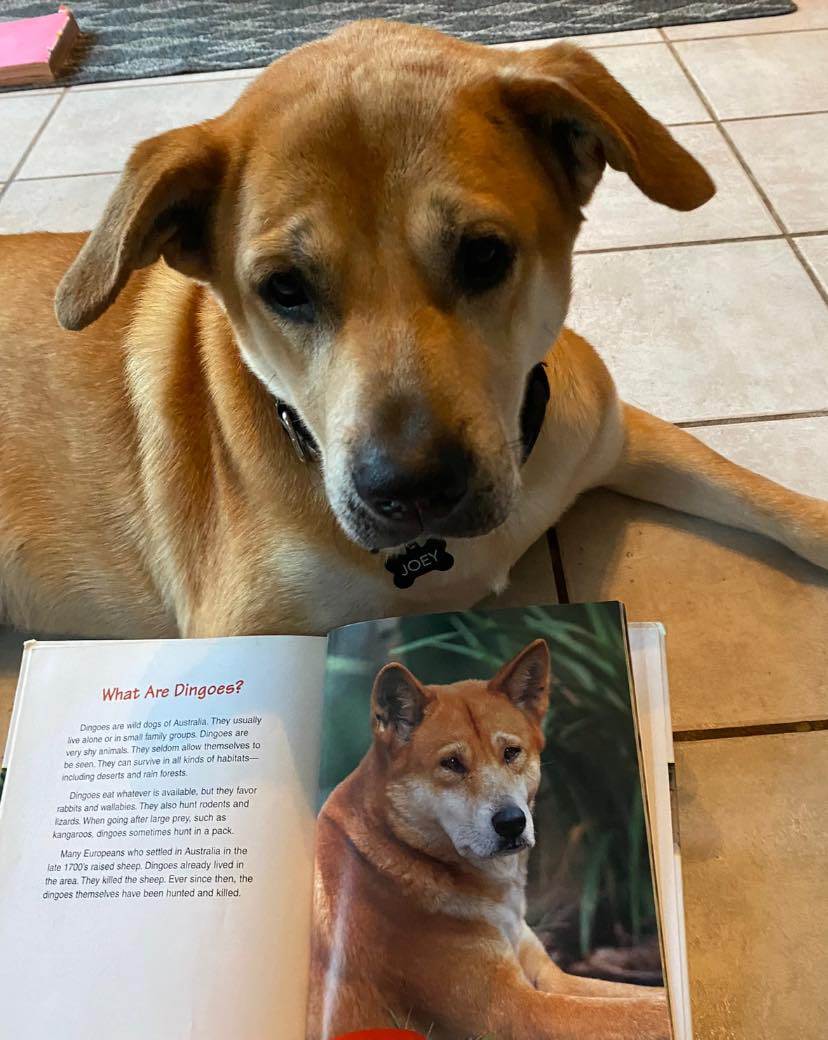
[55,20,713,550]
[371,639,550,865]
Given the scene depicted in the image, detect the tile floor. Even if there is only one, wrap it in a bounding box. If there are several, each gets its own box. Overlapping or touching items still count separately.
[0,3,826,1038]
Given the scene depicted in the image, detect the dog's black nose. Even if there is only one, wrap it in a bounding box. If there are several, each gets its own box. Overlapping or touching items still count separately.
[351,439,472,531]
[491,805,527,840]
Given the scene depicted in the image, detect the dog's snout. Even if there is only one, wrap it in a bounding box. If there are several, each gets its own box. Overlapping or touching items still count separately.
[491,804,527,840]
[351,434,472,532]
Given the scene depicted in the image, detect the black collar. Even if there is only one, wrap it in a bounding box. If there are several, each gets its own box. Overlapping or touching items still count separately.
[519,361,550,464]
[276,361,549,466]
[275,400,320,463]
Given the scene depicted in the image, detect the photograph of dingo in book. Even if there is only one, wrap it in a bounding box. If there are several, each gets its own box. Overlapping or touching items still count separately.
[309,603,670,1040]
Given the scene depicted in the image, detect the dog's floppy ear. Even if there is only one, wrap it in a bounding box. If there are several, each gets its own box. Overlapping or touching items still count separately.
[490,639,550,723]
[499,43,714,210]
[372,662,430,745]
[55,121,226,331]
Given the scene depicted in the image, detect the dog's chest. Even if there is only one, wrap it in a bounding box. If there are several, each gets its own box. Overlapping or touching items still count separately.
[293,508,554,632]
[435,877,526,952]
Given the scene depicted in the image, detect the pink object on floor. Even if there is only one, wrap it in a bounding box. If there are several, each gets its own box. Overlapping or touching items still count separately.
[0,5,79,85]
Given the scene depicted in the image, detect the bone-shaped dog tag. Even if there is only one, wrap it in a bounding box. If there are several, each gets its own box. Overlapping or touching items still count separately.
[385,539,454,589]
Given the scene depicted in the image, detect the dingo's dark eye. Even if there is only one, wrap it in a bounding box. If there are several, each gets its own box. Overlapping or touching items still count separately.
[260,269,314,322]
[455,234,514,295]
[441,755,467,775]
[504,746,522,764]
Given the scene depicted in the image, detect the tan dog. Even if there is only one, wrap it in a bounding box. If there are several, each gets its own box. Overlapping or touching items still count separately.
[0,20,826,640]
[310,639,669,1039]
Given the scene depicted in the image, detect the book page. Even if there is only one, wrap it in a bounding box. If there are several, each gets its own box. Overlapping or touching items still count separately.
[308,604,673,1040]
[0,635,327,1040]
[628,622,692,1040]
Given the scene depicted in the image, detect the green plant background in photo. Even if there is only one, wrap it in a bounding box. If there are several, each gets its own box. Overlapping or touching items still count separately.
[319,601,659,981]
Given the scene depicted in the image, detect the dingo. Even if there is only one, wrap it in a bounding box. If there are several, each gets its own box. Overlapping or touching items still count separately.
[309,639,669,1039]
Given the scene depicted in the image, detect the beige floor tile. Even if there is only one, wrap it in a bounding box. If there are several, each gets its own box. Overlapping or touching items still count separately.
[0,173,119,234]
[577,123,776,251]
[478,535,559,610]
[557,485,828,732]
[677,731,828,1040]
[795,233,828,292]
[590,43,709,125]
[692,416,828,499]
[568,240,828,422]
[18,78,250,179]
[724,113,828,233]
[664,0,828,39]
[0,94,59,181]
[675,30,828,118]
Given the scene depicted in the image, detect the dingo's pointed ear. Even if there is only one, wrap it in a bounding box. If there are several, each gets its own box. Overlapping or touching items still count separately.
[499,43,714,210]
[372,662,430,745]
[490,639,550,723]
[55,121,226,331]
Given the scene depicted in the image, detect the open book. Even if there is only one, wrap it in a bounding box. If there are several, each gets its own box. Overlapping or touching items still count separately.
[0,602,690,1040]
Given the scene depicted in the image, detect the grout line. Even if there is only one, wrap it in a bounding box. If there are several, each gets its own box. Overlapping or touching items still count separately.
[721,109,828,123]
[0,89,67,205]
[13,170,123,183]
[674,718,828,743]
[575,233,786,256]
[662,35,828,309]
[66,72,259,94]
[662,24,828,45]
[784,235,828,305]
[545,528,570,604]
[497,36,666,52]
[676,409,828,429]
[584,38,665,50]
[575,231,826,261]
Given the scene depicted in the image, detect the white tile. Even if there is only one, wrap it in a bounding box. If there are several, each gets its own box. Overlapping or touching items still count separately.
[567,239,828,422]
[0,93,59,180]
[589,43,709,125]
[692,416,828,499]
[19,78,250,179]
[577,123,776,250]
[676,30,828,119]
[495,29,662,50]
[70,67,262,91]
[795,234,828,293]
[0,174,119,234]
[724,114,828,234]
[664,0,828,39]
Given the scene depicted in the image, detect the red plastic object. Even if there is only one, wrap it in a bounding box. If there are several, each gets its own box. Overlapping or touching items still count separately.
[333,1031,426,1040]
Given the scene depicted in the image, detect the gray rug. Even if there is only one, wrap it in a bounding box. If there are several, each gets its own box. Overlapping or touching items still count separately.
[0,1,796,87]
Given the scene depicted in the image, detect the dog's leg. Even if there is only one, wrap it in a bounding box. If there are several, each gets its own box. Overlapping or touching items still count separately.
[600,404,828,569]
[518,924,661,1001]
[424,954,669,1040]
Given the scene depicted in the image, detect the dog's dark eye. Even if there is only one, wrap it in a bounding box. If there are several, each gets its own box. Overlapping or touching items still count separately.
[260,269,314,321]
[455,234,514,295]
[504,746,522,764]
[441,755,467,775]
